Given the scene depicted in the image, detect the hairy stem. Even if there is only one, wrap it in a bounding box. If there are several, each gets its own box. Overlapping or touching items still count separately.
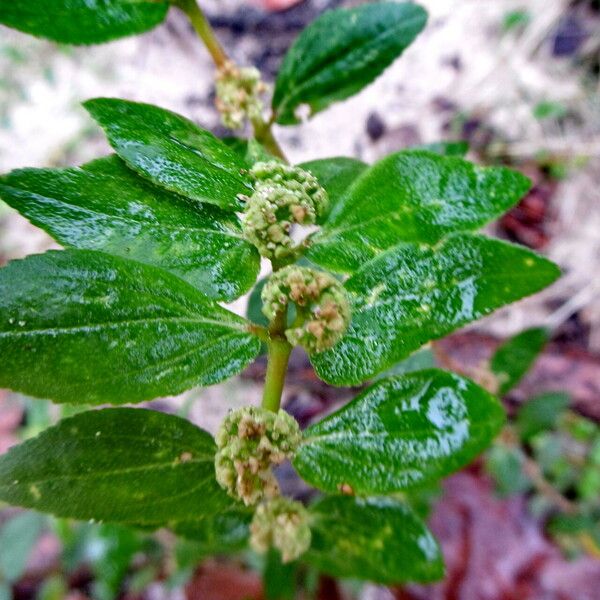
[172,0,228,68]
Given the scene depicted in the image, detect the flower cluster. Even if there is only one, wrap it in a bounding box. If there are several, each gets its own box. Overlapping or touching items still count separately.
[215,407,301,506]
[215,61,268,129]
[242,162,328,261]
[250,497,312,563]
[261,265,350,353]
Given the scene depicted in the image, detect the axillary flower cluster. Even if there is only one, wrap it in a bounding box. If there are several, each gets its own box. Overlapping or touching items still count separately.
[241,161,328,261]
[215,61,268,130]
[215,407,310,561]
[262,265,350,353]
[214,162,350,562]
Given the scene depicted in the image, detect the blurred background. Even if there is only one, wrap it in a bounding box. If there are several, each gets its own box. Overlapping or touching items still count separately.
[1,0,600,598]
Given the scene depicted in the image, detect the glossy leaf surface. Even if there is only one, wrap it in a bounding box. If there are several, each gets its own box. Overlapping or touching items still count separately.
[298,157,367,224]
[0,156,259,301]
[0,409,232,524]
[0,0,168,44]
[0,250,260,404]
[491,327,548,395]
[294,370,504,494]
[84,98,251,210]
[272,2,427,124]
[309,151,532,273]
[311,234,560,386]
[307,496,443,583]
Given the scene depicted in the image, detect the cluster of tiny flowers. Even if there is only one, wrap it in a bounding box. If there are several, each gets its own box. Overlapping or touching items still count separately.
[215,61,268,129]
[214,407,302,506]
[250,497,312,563]
[262,265,351,353]
[241,161,328,260]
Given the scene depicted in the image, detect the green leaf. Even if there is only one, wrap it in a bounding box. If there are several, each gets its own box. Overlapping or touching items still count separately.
[491,327,548,395]
[413,141,469,157]
[0,408,233,524]
[307,496,443,584]
[84,98,252,210]
[173,509,251,554]
[0,0,168,45]
[485,445,532,496]
[0,512,45,582]
[308,151,532,273]
[263,548,298,600]
[311,234,560,386]
[272,2,427,125]
[87,524,144,600]
[533,100,567,121]
[222,138,276,166]
[516,392,570,441]
[0,155,259,301]
[298,157,367,224]
[0,250,260,404]
[375,347,435,379]
[294,369,504,494]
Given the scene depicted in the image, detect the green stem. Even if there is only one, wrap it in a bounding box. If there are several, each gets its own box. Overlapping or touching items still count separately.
[172,0,229,68]
[262,337,292,412]
[251,116,287,163]
[173,0,287,162]
[262,309,292,412]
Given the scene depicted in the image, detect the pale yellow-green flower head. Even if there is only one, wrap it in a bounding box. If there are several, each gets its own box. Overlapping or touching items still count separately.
[250,497,312,563]
[215,61,268,130]
[215,407,301,506]
[242,162,328,261]
[261,265,350,353]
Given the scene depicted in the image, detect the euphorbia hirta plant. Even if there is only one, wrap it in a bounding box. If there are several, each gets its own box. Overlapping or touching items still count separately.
[0,0,559,585]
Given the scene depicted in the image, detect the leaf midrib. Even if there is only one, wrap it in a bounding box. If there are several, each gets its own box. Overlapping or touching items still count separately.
[0,315,246,337]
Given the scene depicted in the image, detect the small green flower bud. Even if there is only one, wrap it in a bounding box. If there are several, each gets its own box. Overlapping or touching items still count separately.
[261,266,351,353]
[242,162,328,260]
[215,407,301,506]
[215,61,268,130]
[250,497,312,563]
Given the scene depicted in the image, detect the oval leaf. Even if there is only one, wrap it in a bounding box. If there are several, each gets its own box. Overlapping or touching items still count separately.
[298,157,367,224]
[309,151,532,273]
[273,2,428,124]
[0,408,232,524]
[490,327,548,395]
[0,250,260,404]
[0,155,259,301]
[307,496,443,584]
[294,369,505,494]
[84,98,252,210]
[311,234,560,386]
[0,0,168,45]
